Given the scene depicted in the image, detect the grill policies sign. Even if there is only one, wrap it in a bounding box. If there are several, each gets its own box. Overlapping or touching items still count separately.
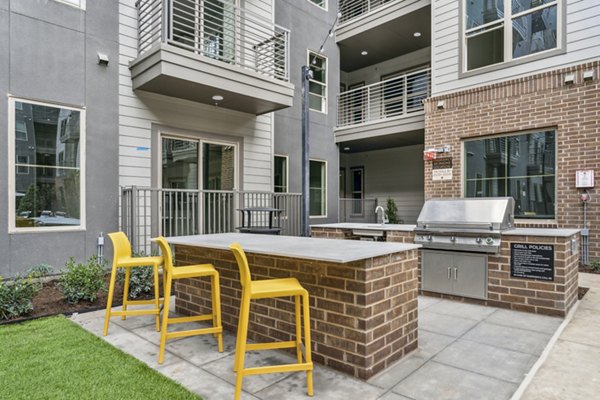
[510,243,554,281]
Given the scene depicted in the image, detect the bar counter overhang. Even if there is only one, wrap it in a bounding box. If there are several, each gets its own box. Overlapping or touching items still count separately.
[168,233,421,379]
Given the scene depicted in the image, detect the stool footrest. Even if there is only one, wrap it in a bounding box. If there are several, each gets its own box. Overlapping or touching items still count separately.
[111,309,159,317]
[246,341,297,351]
[242,362,313,377]
[166,326,222,340]
[123,299,164,306]
[169,315,213,324]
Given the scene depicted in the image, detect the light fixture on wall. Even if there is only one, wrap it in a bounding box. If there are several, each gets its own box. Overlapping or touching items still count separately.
[564,73,576,85]
[437,100,445,109]
[97,52,109,66]
[583,70,595,81]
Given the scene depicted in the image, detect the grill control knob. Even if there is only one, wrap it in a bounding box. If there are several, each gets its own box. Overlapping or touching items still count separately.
[476,237,482,244]
[427,235,433,241]
[485,237,494,245]
[451,236,456,242]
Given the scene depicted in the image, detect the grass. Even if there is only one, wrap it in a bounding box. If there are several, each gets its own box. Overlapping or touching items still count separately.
[0,316,201,400]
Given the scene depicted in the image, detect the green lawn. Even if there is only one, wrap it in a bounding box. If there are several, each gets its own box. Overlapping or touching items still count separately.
[0,316,201,400]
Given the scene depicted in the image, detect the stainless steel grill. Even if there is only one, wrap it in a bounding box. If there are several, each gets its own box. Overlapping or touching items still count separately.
[414,198,515,253]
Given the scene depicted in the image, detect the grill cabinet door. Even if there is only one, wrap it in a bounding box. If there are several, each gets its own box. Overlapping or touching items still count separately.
[452,253,487,300]
[422,250,453,295]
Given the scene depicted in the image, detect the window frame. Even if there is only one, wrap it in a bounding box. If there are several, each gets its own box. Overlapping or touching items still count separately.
[273,154,289,193]
[460,0,566,77]
[307,0,327,11]
[462,128,557,222]
[349,166,364,216]
[54,0,86,10]
[307,50,328,114]
[8,97,86,233]
[309,158,327,218]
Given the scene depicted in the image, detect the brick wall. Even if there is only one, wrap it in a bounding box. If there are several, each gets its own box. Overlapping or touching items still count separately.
[425,61,600,260]
[173,245,419,379]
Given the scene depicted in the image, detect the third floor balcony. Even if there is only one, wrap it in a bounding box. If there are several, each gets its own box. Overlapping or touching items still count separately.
[336,67,430,143]
[130,0,294,115]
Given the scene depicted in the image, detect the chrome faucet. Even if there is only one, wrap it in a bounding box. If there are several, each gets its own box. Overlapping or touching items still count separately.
[375,206,388,225]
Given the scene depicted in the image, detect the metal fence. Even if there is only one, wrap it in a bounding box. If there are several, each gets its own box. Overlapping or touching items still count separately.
[337,68,430,128]
[122,187,302,253]
[338,0,396,24]
[137,0,290,81]
[339,198,379,223]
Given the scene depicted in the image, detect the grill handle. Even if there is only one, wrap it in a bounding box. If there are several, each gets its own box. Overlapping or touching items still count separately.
[447,267,451,280]
[454,267,458,280]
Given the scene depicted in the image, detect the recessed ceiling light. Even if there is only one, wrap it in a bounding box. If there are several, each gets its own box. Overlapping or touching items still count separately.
[212,95,224,101]
[343,147,350,151]
[413,32,422,37]
[361,50,368,56]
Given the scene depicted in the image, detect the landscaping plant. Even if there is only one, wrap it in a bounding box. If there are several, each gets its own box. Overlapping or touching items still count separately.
[27,263,54,278]
[117,251,157,300]
[0,274,42,320]
[590,260,600,272]
[386,197,400,224]
[59,256,107,304]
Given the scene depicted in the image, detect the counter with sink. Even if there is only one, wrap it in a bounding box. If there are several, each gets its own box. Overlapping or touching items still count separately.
[311,223,416,243]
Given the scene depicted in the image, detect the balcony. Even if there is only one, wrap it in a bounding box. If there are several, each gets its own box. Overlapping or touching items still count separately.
[130,0,294,115]
[336,68,430,143]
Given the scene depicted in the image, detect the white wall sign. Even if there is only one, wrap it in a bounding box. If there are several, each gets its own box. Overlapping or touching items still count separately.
[432,158,453,181]
[576,170,595,188]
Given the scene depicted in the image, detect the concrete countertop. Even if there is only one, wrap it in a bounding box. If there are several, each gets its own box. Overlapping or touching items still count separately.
[311,223,417,232]
[167,233,421,264]
[503,228,581,237]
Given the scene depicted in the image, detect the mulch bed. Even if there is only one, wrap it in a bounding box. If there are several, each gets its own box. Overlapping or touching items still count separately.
[579,266,600,274]
[1,275,161,325]
[579,286,590,300]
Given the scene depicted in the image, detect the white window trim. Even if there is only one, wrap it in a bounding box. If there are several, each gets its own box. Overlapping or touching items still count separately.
[461,0,564,75]
[273,154,289,193]
[8,97,86,234]
[54,0,86,10]
[309,158,327,218]
[307,50,328,114]
[461,128,557,221]
[307,0,327,11]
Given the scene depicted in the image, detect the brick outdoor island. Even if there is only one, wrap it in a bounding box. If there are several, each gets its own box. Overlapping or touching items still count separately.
[168,233,421,379]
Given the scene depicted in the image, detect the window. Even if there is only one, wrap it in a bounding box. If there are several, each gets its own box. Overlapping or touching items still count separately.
[55,0,86,9]
[308,51,327,113]
[10,99,85,231]
[464,0,560,71]
[464,130,555,219]
[310,160,326,217]
[274,155,288,193]
[308,0,326,10]
[350,167,364,215]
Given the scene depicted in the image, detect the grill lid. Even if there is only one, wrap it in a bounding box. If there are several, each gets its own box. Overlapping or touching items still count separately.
[416,197,515,232]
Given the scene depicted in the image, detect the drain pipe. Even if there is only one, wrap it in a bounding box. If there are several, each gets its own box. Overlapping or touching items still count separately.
[97,232,105,264]
[581,191,591,265]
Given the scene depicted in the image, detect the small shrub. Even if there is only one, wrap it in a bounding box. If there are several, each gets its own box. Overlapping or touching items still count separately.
[59,256,107,304]
[117,251,156,300]
[27,263,54,278]
[0,274,42,320]
[386,197,400,224]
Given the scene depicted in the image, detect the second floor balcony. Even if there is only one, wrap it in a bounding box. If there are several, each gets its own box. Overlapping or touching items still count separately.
[336,68,430,142]
[130,0,294,115]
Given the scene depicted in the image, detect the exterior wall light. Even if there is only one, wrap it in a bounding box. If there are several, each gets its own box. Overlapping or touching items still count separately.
[564,73,575,84]
[437,100,445,109]
[97,52,109,66]
[583,70,595,81]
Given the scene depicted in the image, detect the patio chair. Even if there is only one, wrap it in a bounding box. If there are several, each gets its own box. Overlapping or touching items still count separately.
[229,243,314,400]
[103,232,163,336]
[153,237,223,364]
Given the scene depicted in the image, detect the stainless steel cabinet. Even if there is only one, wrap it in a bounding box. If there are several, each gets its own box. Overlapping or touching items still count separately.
[422,250,487,300]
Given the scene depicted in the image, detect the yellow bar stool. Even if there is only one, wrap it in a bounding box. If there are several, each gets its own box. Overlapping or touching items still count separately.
[103,232,163,336]
[153,237,223,364]
[230,243,313,400]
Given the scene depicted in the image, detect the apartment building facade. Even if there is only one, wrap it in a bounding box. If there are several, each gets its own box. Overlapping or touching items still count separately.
[0,0,119,277]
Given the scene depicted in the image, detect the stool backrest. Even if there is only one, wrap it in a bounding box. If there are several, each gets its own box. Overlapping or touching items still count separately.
[153,237,174,276]
[108,232,132,264]
[229,242,251,289]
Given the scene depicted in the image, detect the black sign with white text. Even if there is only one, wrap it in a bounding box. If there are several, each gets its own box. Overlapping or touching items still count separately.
[510,243,554,281]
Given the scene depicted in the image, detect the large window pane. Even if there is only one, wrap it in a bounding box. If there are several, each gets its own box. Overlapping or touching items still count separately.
[14,101,82,229]
[309,160,326,216]
[512,0,554,14]
[466,0,504,29]
[274,156,287,193]
[308,52,327,113]
[512,6,557,58]
[203,142,235,190]
[466,26,504,70]
[162,138,198,189]
[464,130,555,219]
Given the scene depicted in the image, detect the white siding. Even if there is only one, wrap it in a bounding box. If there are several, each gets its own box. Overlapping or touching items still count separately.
[118,0,274,192]
[432,0,600,95]
[340,145,425,224]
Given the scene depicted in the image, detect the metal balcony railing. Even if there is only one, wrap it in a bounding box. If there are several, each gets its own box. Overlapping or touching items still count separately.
[136,0,290,81]
[338,0,396,24]
[337,68,430,128]
[121,187,302,253]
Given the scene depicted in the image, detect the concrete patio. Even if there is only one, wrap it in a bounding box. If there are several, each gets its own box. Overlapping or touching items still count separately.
[72,293,566,400]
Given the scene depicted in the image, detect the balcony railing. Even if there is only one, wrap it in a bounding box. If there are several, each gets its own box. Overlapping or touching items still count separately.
[338,0,396,24]
[137,0,290,81]
[121,187,302,253]
[337,68,430,128]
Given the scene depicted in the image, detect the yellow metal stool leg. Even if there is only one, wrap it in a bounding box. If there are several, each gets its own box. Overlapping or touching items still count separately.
[234,293,251,400]
[295,295,303,363]
[103,263,118,336]
[158,273,172,364]
[303,292,314,396]
[121,268,131,320]
[213,274,224,352]
[233,295,244,373]
[153,264,161,331]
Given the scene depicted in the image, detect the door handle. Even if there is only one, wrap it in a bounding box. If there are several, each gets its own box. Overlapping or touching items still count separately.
[454,267,458,281]
[447,267,451,280]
